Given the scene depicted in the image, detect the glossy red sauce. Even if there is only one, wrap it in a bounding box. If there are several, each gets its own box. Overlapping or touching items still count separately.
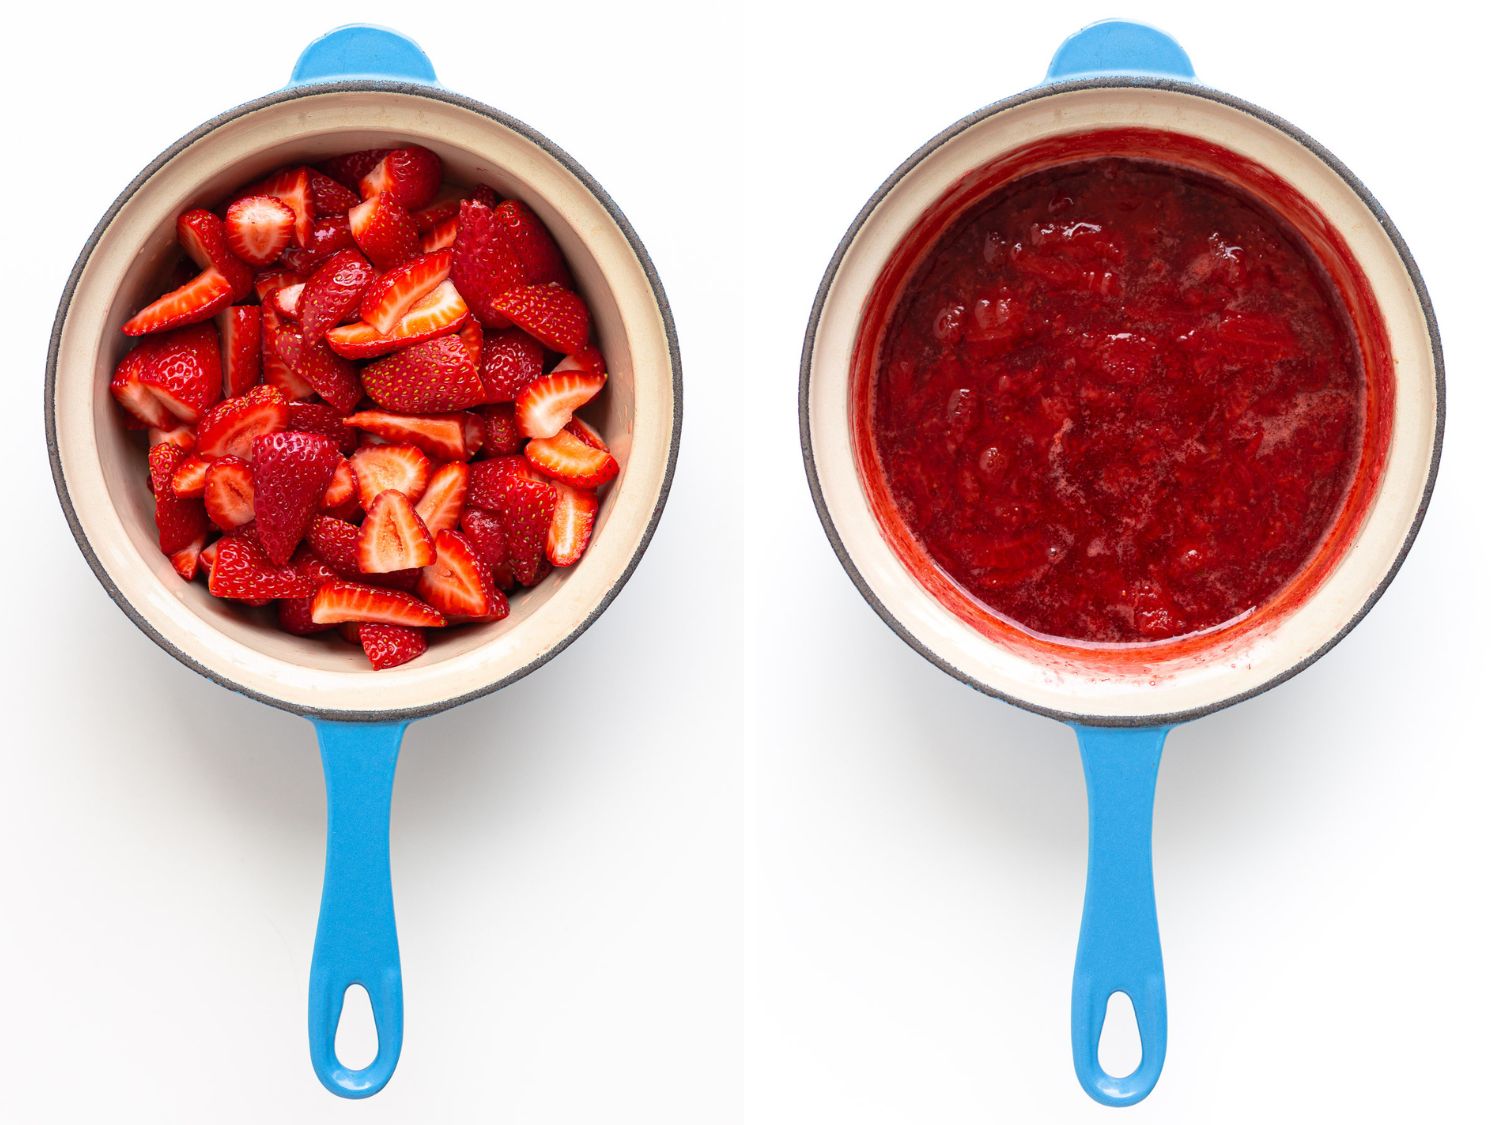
[872,157,1364,644]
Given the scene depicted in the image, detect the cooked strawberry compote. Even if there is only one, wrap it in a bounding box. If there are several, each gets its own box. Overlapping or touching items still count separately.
[873,157,1363,643]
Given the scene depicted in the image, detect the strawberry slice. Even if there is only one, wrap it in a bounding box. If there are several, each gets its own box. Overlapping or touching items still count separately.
[357,622,428,669]
[217,306,262,397]
[285,401,358,453]
[237,167,314,248]
[280,215,357,273]
[299,249,376,340]
[359,251,451,334]
[359,489,437,573]
[270,284,304,318]
[466,455,539,510]
[359,146,442,210]
[565,416,607,449]
[451,199,526,329]
[310,581,445,628]
[111,351,176,429]
[148,425,196,453]
[266,316,361,412]
[307,515,362,576]
[458,320,483,367]
[349,191,419,270]
[251,432,341,564]
[479,404,522,456]
[197,384,288,460]
[349,443,432,508]
[524,427,619,488]
[547,481,599,566]
[514,371,606,439]
[361,334,487,412]
[420,216,458,253]
[262,306,316,401]
[491,284,589,354]
[119,324,223,425]
[414,462,469,533]
[416,529,494,616]
[170,454,212,499]
[209,533,316,600]
[343,410,482,461]
[552,346,607,377]
[322,458,357,513]
[494,198,571,286]
[478,329,545,402]
[254,268,304,302]
[325,279,469,358]
[413,198,461,233]
[459,508,507,564]
[204,456,256,531]
[169,537,207,581]
[225,195,295,265]
[148,443,210,556]
[123,268,239,336]
[177,209,255,295]
[466,462,556,586]
[308,169,361,215]
[319,149,390,190]
[278,549,342,635]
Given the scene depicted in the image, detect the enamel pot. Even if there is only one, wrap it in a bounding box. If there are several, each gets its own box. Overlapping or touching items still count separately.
[47,25,681,1098]
[800,20,1441,1107]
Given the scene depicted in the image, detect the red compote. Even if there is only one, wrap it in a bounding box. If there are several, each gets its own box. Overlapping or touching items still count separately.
[872,157,1363,644]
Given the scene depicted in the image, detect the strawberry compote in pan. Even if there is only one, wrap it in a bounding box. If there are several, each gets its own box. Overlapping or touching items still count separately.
[872,156,1363,644]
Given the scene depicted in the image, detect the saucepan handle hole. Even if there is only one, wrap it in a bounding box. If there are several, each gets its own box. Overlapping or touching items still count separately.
[1099,990,1142,1079]
[335,984,379,1071]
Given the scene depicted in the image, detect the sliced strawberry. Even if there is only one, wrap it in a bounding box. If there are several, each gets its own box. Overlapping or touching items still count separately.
[420,216,458,253]
[170,454,212,498]
[225,195,295,265]
[565,416,607,449]
[491,284,589,354]
[343,410,481,461]
[307,515,362,576]
[414,461,469,533]
[361,333,487,412]
[349,443,431,508]
[209,533,315,600]
[111,350,176,428]
[266,315,361,412]
[148,425,196,452]
[308,169,361,215]
[494,198,571,286]
[262,306,316,401]
[359,146,442,210]
[413,198,461,233]
[322,457,357,513]
[239,167,314,248]
[459,508,508,565]
[325,280,469,358]
[451,199,526,329]
[359,489,437,573]
[494,477,557,586]
[479,404,522,456]
[416,528,493,616]
[176,209,255,295]
[280,215,357,273]
[458,320,483,367]
[278,549,342,635]
[318,149,390,190]
[478,329,545,402]
[468,184,500,207]
[123,268,239,336]
[359,251,451,334]
[254,268,304,302]
[217,306,261,397]
[310,581,445,627]
[148,443,210,555]
[553,346,607,377]
[514,371,606,439]
[121,324,223,424]
[466,455,538,510]
[547,481,599,566]
[198,537,222,573]
[349,191,419,270]
[169,537,206,581]
[282,402,354,453]
[204,456,256,531]
[357,622,428,669]
[524,427,619,488]
[197,385,288,460]
[251,432,341,564]
[299,249,376,340]
[270,283,304,318]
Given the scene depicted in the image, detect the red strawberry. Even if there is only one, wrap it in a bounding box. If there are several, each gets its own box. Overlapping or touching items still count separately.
[308,169,361,215]
[111,351,176,429]
[357,622,428,669]
[170,454,212,499]
[225,195,295,265]
[251,432,341,564]
[209,533,316,600]
[285,401,357,453]
[238,167,314,248]
[307,515,362,576]
[118,324,223,425]
[177,209,255,295]
[217,306,262,397]
[359,251,451,334]
[565,416,607,449]
[420,216,458,253]
[459,509,507,565]
[254,268,304,302]
[266,318,361,413]
[123,269,239,336]
[547,481,599,566]
[349,444,432,509]
[359,489,437,573]
[458,320,483,367]
[310,581,445,627]
[319,149,390,190]
[204,456,256,531]
[478,329,545,402]
[322,458,357,513]
[148,443,210,555]
[553,346,607,377]
[524,427,619,488]
[491,284,589,354]
[416,529,494,617]
[278,549,342,635]
[325,280,469,358]
[197,385,288,460]
[299,249,376,340]
[343,410,482,461]
[466,455,538,510]
[349,191,419,270]
[361,334,487,412]
[494,198,571,286]
[360,146,442,210]
[451,199,526,329]
[514,371,606,439]
[270,283,304,317]
[468,184,500,207]
[169,538,206,581]
[261,305,316,400]
[148,425,196,453]
[479,403,522,456]
[279,215,357,273]
[414,461,469,533]
[466,463,556,586]
[413,198,461,233]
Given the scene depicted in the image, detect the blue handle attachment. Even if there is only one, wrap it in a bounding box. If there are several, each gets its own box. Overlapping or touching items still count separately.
[307,719,409,1098]
[1068,724,1173,1107]
[290,25,438,86]
[1046,20,1195,82]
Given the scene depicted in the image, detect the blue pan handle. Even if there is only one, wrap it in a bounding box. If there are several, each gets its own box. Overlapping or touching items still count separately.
[1068,724,1173,1107]
[1045,19,1195,82]
[289,25,438,86]
[307,719,408,1098]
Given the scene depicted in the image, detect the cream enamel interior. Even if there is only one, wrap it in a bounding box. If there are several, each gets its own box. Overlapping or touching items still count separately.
[807,86,1438,721]
[53,88,677,716]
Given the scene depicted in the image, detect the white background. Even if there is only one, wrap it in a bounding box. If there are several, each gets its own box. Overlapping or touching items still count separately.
[3,1,1495,1122]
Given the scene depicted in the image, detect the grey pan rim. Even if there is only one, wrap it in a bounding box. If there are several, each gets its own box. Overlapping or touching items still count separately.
[799,75,1445,730]
[46,78,683,725]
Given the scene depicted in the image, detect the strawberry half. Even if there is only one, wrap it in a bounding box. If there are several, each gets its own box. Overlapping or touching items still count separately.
[359,489,437,573]
[298,249,376,340]
[349,191,420,270]
[177,209,255,295]
[466,455,539,511]
[479,404,522,456]
[361,334,487,412]
[148,443,210,556]
[123,269,239,336]
[547,481,599,566]
[209,533,316,600]
[238,167,314,248]
[308,169,361,215]
[468,464,556,587]
[148,425,196,453]
[204,456,256,531]
[251,432,341,564]
[359,251,451,334]
[325,280,469,358]
[420,216,458,253]
[310,581,445,628]
[524,427,619,488]
[349,444,432,508]
[357,623,428,669]
[197,384,288,460]
[343,410,482,461]
[170,454,212,499]
[451,199,526,329]
[413,198,461,233]
[414,461,469,533]
[261,307,315,402]
[319,149,390,190]
[217,306,262,397]
[478,329,545,402]
[270,284,304,318]
[553,346,607,377]
[280,215,357,273]
[459,508,508,565]
[416,529,495,617]
[285,401,358,453]
[359,146,442,210]
[322,458,357,513]
[118,324,223,425]
[494,198,571,286]
[514,371,606,439]
[307,515,362,577]
[225,195,295,265]
[491,284,589,354]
